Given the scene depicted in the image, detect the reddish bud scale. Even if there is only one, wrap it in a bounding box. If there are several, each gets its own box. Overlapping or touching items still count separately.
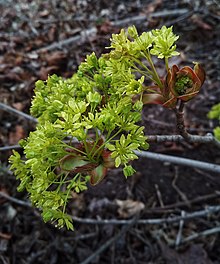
[141,63,205,109]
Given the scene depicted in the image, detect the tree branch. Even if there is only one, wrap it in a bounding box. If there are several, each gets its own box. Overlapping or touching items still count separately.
[0,191,32,207]
[111,9,189,26]
[32,27,97,53]
[0,102,37,123]
[174,101,191,140]
[171,101,220,148]
[80,216,138,264]
[0,145,20,151]
[145,192,220,213]
[71,205,220,225]
[146,134,220,147]
[179,226,220,244]
[134,150,220,173]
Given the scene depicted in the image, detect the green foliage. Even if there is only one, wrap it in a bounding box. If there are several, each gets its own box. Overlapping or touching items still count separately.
[9,25,185,230]
[150,26,179,59]
[208,103,220,140]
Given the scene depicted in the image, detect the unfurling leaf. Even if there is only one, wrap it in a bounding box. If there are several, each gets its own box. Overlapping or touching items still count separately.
[90,164,107,185]
[60,155,89,171]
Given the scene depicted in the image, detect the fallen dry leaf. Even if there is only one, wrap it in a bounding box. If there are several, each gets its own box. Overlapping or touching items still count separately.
[12,102,25,112]
[97,21,115,34]
[44,51,67,67]
[191,15,213,30]
[9,125,26,145]
[39,65,60,80]
[39,10,49,17]
[144,0,162,15]
[115,199,145,218]
[0,232,12,240]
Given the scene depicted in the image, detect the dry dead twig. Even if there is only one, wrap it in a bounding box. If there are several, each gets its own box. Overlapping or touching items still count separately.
[147,134,220,147]
[31,27,97,53]
[0,191,31,208]
[80,216,138,264]
[179,225,220,244]
[146,192,220,214]
[72,205,220,225]
[134,150,220,174]
[0,102,37,123]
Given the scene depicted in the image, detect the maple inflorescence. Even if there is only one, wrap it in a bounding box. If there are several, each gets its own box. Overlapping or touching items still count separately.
[9,25,205,230]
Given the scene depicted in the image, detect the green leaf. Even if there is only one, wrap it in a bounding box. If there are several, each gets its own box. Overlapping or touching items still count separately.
[126,153,138,160]
[120,134,126,146]
[136,31,154,50]
[90,164,107,185]
[111,151,118,159]
[214,127,220,141]
[60,155,89,171]
[106,143,115,151]
[115,156,121,167]
[64,218,74,231]
[86,91,102,104]
[150,26,180,59]
[127,25,138,39]
[123,165,136,177]
[208,103,220,120]
[42,209,54,222]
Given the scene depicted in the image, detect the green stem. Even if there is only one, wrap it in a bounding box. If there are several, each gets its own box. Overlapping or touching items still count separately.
[89,128,101,158]
[165,57,169,72]
[62,173,80,214]
[142,51,163,90]
[62,143,87,156]
[56,172,69,193]
[83,129,91,158]
[130,57,154,77]
[91,128,123,159]
[51,180,72,184]
[105,128,123,145]
[131,65,154,83]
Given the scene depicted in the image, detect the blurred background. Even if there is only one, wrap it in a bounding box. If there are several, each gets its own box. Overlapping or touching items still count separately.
[0,0,220,263]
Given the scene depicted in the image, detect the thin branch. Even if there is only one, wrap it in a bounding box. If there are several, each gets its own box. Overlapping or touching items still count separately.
[134,150,220,173]
[29,9,189,53]
[0,102,37,123]
[175,210,185,247]
[174,101,190,140]
[72,205,220,225]
[80,216,138,264]
[0,145,21,151]
[0,232,11,240]
[145,192,220,213]
[32,27,97,53]
[1,134,219,152]
[146,134,220,147]
[0,191,32,208]
[180,226,220,244]
[2,143,220,174]
[171,101,220,147]
[72,232,97,241]
[111,9,189,26]
[34,9,189,27]
[1,102,219,174]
